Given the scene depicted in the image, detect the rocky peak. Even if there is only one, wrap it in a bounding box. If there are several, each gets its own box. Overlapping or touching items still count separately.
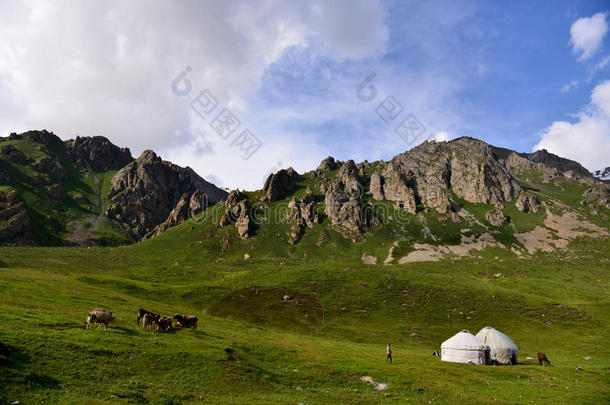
[526,149,590,179]
[317,156,341,172]
[106,150,227,239]
[261,167,302,201]
[66,136,133,171]
[218,189,252,239]
[15,130,63,149]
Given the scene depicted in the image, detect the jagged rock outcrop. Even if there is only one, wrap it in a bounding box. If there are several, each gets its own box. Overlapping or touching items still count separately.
[485,206,509,227]
[67,136,133,171]
[18,130,63,149]
[516,192,540,213]
[0,190,34,245]
[316,156,340,172]
[369,172,384,200]
[526,149,590,179]
[0,145,30,164]
[150,190,211,237]
[261,168,302,201]
[32,157,67,180]
[282,186,319,244]
[218,190,252,239]
[324,181,377,241]
[106,150,227,239]
[337,160,363,194]
[581,184,610,211]
[380,163,417,213]
[371,138,521,215]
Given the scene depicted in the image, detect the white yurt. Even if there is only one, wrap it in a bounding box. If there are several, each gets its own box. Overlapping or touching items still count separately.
[441,330,490,365]
[475,326,518,365]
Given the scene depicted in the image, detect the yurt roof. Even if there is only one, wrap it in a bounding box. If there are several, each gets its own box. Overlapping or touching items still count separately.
[475,327,518,351]
[441,330,489,350]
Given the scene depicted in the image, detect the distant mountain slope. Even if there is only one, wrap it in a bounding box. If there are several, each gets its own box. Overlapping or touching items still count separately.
[202,136,608,262]
[0,130,227,245]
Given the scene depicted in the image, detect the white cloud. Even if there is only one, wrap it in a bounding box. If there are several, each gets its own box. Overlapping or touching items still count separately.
[560,80,579,93]
[432,131,450,142]
[569,12,608,61]
[535,80,610,171]
[0,0,388,189]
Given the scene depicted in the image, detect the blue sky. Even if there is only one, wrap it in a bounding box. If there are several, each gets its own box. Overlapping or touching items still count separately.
[245,0,610,163]
[0,0,609,188]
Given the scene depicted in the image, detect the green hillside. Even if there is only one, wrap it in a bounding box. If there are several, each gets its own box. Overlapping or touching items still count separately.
[1,135,609,403]
[0,206,608,403]
[0,132,131,245]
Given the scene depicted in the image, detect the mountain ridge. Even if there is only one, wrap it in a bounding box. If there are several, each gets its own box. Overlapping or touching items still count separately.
[1,131,608,252]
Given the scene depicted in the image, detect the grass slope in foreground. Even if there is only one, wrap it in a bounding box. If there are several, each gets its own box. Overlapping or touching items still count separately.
[0,232,609,404]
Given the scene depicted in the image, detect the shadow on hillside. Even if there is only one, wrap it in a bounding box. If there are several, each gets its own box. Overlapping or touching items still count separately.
[0,343,61,390]
[111,326,138,336]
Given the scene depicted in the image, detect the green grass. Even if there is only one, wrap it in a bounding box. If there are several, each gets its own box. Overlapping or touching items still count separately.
[0,226,608,404]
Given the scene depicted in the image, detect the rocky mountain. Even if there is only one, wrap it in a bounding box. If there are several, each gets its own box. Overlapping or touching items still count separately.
[2,131,607,253]
[211,136,608,260]
[0,130,227,245]
[593,166,610,182]
[106,150,227,239]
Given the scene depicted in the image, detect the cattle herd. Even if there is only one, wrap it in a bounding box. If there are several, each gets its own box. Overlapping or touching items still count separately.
[84,307,198,332]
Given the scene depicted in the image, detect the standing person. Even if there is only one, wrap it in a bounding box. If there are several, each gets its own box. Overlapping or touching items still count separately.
[386,343,392,363]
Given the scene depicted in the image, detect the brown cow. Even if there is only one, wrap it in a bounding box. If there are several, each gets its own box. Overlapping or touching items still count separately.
[137,308,155,325]
[173,314,198,329]
[155,316,172,332]
[537,352,551,366]
[142,313,156,330]
[85,308,115,331]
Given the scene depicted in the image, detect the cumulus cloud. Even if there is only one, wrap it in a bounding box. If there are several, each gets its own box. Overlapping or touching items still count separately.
[432,131,450,142]
[569,12,608,61]
[0,0,388,188]
[535,80,610,171]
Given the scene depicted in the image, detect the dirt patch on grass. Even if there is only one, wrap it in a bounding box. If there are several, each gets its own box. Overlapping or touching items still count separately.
[515,205,606,254]
[361,253,377,265]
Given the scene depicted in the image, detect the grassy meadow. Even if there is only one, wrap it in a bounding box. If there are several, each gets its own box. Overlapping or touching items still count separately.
[0,220,608,404]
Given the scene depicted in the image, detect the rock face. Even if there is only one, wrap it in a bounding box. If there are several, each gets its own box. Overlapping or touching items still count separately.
[282,186,319,244]
[369,172,384,200]
[32,157,67,180]
[261,168,302,201]
[485,206,509,227]
[0,190,34,245]
[316,156,340,172]
[581,184,610,211]
[526,149,591,179]
[324,162,378,241]
[380,163,417,213]
[67,136,133,171]
[516,192,540,213]
[106,150,228,239]
[218,190,252,239]
[0,145,30,164]
[368,138,521,215]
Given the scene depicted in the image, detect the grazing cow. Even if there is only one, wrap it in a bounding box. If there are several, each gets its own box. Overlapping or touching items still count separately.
[173,314,198,329]
[141,313,160,330]
[85,308,115,331]
[537,352,551,366]
[155,316,172,332]
[137,308,156,325]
